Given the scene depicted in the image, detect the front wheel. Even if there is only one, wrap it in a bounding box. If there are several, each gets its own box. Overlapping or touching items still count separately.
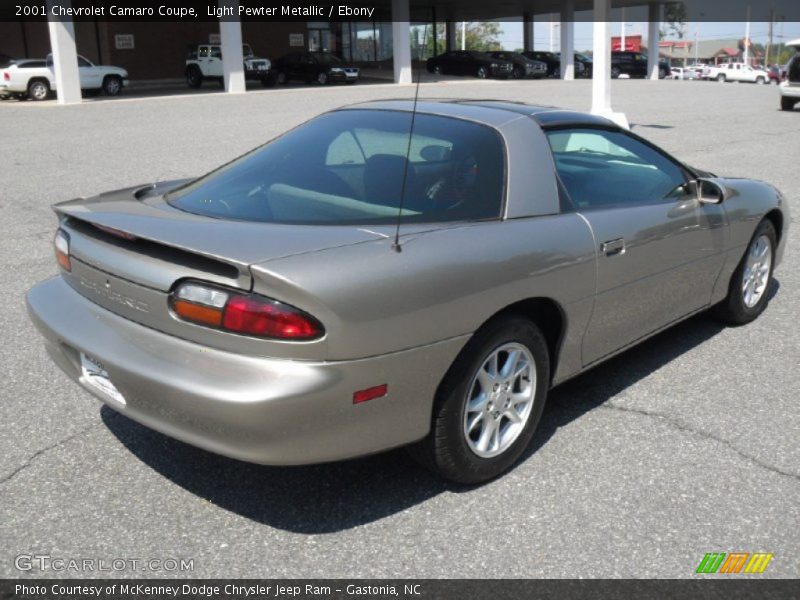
[408,316,550,484]
[476,66,489,79]
[756,76,766,85]
[186,65,203,88]
[103,75,122,96]
[712,219,776,325]
[317,72,328,85]
[781,96,796,111]
[512,66,524,79]
[717,73,726,82]
[610,66,620,79]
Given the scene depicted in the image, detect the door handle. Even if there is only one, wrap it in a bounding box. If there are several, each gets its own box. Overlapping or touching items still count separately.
[601,238,626,256]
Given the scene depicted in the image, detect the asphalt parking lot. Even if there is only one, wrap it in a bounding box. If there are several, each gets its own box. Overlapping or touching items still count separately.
[1,77,798,579]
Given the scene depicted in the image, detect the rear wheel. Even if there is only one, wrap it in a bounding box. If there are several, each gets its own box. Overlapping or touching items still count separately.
[476,66,489,79]
[717,73,726,82]
[276,71,287,85]
[512,65,524,79]
[781,96,796,111]
[186,65,203,88]
[103,75,122,96]
[408,316,549,484]
[27,79,49,101]
[712,219,776,325]
[756,76,766,85]
[610,66,620,78]
[317,72,328,85]
[433,64,442,75]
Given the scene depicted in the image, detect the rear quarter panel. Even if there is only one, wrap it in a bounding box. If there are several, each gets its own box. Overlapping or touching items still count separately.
[250,214,597,382]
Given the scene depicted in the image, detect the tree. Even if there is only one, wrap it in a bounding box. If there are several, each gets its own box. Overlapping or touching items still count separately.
[660,2,687,39]
[422,22,504,56]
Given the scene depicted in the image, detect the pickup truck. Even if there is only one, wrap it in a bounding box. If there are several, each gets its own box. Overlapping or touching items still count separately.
[0,55,128,101]
[703,62,769,84]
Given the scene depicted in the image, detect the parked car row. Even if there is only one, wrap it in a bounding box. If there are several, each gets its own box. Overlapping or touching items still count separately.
[185,44,360,88]
[0,55,128,101]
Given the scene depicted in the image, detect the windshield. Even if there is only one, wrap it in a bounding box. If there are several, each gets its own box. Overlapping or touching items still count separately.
[313,53,341,65]
[167,109,505,225]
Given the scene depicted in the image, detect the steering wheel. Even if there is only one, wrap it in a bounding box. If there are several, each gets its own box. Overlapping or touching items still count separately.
[427,155,479,211]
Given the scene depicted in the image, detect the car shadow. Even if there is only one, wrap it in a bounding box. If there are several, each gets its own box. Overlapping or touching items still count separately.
[102,282,779,534]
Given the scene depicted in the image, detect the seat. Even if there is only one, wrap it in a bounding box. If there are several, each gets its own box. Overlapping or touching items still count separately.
[362,154,421,210]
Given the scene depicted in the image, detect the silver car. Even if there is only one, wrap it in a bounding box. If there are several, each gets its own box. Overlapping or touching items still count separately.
[27,100,789,483]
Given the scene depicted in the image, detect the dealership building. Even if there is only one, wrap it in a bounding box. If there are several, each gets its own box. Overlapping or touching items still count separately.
[3,0,674,125]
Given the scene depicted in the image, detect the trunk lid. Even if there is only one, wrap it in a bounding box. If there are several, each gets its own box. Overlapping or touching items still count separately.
[55,181,386,358]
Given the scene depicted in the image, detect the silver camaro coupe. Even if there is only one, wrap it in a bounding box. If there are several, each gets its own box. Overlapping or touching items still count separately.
[27,100,788,483]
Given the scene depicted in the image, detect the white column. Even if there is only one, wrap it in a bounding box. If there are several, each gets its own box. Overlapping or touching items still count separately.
[392,0,412,84]
[218,0,245,93]
[46,0,81,105]
[560,0,575,80]
[647,3,661,79]
[591,0,629,128]
[523,13,535,52]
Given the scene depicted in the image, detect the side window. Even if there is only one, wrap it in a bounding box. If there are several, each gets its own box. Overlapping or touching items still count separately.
[198,46,210,58]
[210,47,222,59]
[546,128,687,209]
[77,56,91,67]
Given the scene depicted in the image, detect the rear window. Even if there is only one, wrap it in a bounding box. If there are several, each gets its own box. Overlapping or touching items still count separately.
[16,60,46,69]
[168,109,506,224]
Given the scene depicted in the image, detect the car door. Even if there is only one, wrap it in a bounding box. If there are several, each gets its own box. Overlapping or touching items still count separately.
[77,56,101,89]
[207,46,223,77]
[545,127,727,365]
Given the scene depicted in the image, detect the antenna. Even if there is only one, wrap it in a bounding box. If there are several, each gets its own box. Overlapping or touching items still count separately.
[392,21,429,253]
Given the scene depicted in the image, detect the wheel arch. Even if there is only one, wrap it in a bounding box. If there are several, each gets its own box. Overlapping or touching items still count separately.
[764,209,784,244]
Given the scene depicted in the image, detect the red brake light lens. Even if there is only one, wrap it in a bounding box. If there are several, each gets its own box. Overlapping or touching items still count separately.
[3,72,9,81]
[170,282,323,341]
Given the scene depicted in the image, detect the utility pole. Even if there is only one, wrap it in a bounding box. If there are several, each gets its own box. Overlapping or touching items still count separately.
[744,4,751,65]
[766,7,774,66]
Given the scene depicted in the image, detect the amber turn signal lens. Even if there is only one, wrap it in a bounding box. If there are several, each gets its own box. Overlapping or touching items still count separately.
[54,229,71,272]
[171,299,224,327]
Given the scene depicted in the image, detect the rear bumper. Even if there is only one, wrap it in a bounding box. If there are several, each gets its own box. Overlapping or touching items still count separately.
[779,83,800,98]
[26,277,467,465]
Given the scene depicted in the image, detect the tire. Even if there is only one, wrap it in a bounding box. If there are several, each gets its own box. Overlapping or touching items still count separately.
[261,74,275,87]
[27,79,49,101]
[317,72,328,85]
[102,75,122,96]
[276,71,287,85]
[433,65,442,75]
[512,66,524,79]
[476,66,488,79]
[717,73,726,82]
[712,219,777,325]
[781,96,796,111]
[186,65,203,89]
[756,76,765,85]
[553,67,560,79]
[408,316,550,484]
[610,66,620,79]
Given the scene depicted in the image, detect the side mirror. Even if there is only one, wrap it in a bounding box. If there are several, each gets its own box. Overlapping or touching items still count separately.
[692,177,727,204]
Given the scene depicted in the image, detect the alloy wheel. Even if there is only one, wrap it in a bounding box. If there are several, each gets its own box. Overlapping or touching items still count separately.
[29,82,48,101]
[463,343,537,458]
[742,234,772,308]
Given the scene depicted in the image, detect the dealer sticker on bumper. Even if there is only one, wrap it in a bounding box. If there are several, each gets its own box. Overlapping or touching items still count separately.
[80,353,126,405]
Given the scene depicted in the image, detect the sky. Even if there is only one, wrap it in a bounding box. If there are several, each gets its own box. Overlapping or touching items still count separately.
[495,18,800,53]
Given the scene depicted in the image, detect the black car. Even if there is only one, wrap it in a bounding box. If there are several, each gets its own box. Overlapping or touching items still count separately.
[426,51,514,79]
[574,53,593,78]
[521,51,561,77]
[487,51,547,79]
[273,52,359,85]
[611,51,670,79]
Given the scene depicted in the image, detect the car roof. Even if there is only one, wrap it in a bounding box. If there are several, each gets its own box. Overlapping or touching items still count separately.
[342,99,617,129]
[786,38,800,49]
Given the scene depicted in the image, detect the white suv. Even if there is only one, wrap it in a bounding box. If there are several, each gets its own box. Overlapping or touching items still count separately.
[780,38,800,111]
[185,44,272,88]
[0,55,128,101]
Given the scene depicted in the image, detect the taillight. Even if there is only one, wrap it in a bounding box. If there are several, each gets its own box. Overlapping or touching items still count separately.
[169,281,324,341]
[54,229,71,271]
[2,72,9,81]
